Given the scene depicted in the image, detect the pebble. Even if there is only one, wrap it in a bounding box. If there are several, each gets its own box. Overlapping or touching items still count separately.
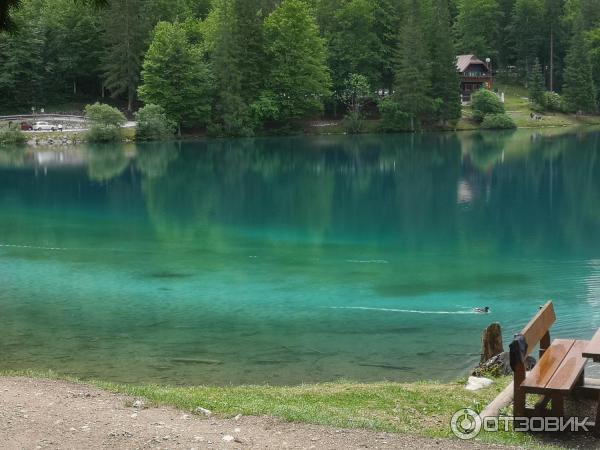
[132,399,145,409]
[222,435,234,442]
[234,427,241,433]
[234,414,243,421]
[195,407,212,417]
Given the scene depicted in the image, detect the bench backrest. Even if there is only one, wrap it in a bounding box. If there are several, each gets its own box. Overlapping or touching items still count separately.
[518,300,556,357]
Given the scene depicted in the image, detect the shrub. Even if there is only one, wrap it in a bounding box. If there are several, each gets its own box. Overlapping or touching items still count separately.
[85,103,127,127]
[471,109,485,123]
[342,111,364,134]
[0,127,27,145]
[85,103,127,143]
[541,91,565,113]
[481,113,516,130]
[379,98,413,132]
[471,89,504,122]
[135,104,175,141]
[86,126,122,143]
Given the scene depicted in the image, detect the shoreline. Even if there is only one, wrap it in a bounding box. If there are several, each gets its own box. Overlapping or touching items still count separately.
[0,375,522,450]
[4,114,600,148]
[0,370,573,448]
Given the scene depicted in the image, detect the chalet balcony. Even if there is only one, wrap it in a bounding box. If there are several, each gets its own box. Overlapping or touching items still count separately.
[461,75,492,83]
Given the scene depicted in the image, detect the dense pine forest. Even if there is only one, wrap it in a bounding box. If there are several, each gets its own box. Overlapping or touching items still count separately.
[1,0,600,135]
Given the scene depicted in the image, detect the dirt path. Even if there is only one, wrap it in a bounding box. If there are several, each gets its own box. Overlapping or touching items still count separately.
[0,377,514,450]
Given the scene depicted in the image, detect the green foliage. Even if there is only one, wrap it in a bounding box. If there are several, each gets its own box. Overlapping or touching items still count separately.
[528,58,545,105]
[392,0,433,131]
[428,0,461,123]
[4,0,600,133]
[0,127,27,145]
[85,103,127,127]
[340,73,371,133]
[563,16,597,113]
[134,104,175,141]
[481,113,516,129]
[101,0,151,112]
[262,0,332,124]
[318,0,382,93]
[340,73,371,114]
[86,126,123,143]
[85,103,126,142]
[379,97,412,132]
[342,111,364,134]
[471,89,505,122]
[139,21,213,135]
[541,91,566,112]
[208,0,266,136]
[454,0,501,61]
[511,0,546,79]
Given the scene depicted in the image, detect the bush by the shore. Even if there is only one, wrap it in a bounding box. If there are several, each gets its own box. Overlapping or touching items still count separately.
[0,128,27,145]
[135,104,175,141]
[471,89,505,123]
[85,103,127,143]
[481,113,516,130]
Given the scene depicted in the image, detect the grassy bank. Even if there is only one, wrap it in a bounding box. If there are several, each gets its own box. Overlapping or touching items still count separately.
[0,370,567,448]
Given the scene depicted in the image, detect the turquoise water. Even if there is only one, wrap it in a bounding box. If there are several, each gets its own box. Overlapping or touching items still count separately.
[1,130,600,385]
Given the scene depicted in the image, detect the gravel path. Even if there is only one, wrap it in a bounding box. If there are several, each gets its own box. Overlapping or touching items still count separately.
[0,377,516,450]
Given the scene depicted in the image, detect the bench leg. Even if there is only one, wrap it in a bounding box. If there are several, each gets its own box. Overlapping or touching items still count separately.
[514,366,526,418]
[550,394,564,417]
[595,392,600,436]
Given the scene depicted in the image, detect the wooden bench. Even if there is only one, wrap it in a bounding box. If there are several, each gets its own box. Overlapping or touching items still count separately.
[513,301,589,417]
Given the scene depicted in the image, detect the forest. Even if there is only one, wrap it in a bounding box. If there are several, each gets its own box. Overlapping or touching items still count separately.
[1,0,600,136]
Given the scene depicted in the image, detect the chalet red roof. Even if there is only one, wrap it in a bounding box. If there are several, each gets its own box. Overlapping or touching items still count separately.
[456,54,489,73]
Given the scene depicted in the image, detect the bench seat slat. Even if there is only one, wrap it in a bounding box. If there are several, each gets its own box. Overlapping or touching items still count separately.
[521,339,574,393]
[546,340,589,392]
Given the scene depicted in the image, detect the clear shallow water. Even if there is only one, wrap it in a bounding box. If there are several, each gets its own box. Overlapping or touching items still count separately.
[1,130,600,385]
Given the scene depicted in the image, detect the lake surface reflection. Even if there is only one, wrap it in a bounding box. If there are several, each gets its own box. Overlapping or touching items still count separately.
[1,129,600,385]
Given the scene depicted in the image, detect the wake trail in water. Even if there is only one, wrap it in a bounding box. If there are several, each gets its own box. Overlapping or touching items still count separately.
[0,243,68,251]
[326,306,478,315]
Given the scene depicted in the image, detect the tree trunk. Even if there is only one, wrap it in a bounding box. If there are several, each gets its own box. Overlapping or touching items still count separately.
[550,26,554,92]
[178,123,182,137]
[481,323,504,363]
[127,88,133,112]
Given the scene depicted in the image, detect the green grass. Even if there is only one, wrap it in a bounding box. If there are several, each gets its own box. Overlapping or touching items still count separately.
[0,369,565,448]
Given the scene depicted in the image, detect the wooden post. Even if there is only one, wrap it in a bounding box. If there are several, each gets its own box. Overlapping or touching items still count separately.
[481,323,504,363]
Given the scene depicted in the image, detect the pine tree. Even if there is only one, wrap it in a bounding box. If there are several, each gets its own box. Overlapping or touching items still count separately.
[512,0,545,80]
[563,15,597,113]
[454,0,502,61]
[101,0,151,112]
[209,0,265,135]
[392,0,433,131]
[528,58,545,105]
[428,0,461,123]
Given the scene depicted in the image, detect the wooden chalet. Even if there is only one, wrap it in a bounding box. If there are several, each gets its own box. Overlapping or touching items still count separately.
[456,54,493,102]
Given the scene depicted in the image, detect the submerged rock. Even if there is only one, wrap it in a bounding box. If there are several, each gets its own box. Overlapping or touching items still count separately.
[472,351,536,377]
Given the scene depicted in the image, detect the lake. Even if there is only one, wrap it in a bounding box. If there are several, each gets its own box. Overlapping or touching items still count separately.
[1,129,600,385]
